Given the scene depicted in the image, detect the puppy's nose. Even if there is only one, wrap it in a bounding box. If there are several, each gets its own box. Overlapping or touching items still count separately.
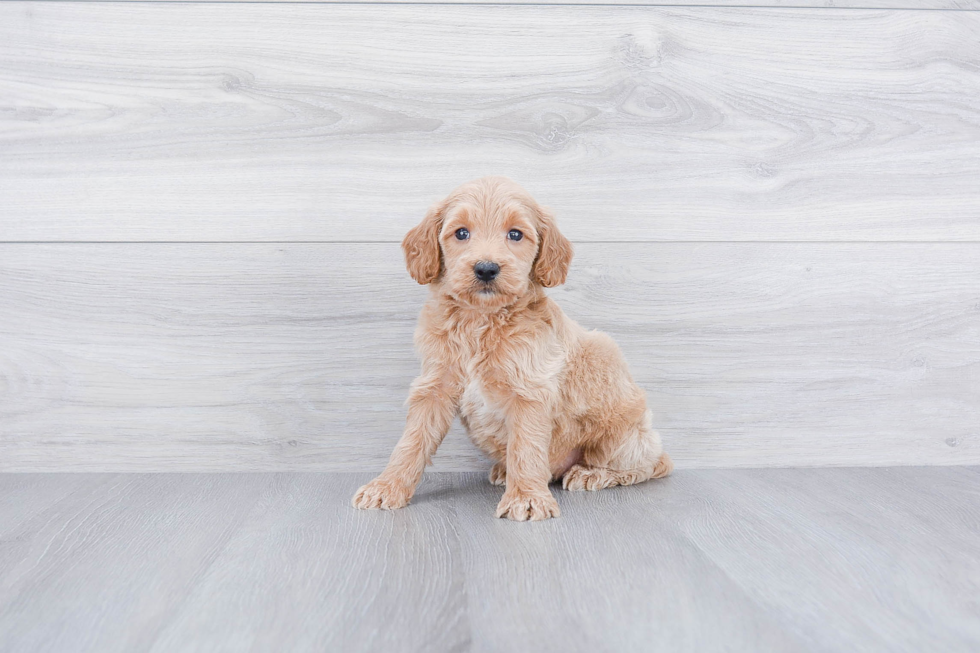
[473,261,500,282]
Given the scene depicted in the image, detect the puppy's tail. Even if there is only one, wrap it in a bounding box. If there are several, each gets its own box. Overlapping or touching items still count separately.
[651,452,674,479]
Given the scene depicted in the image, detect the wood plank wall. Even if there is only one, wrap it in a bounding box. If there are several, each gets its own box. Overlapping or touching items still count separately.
[1,2,978,471]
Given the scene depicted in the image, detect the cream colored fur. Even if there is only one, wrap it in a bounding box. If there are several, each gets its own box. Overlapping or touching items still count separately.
[352,176,672,521]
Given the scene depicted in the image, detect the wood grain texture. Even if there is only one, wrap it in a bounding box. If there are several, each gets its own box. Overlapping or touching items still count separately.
[148,474,468,653]
[1,470,978,652]
[453,466,980,652]
[0,474,271,652]
[680,466,980,651]
[451,472,810,652]
[2,242,978,471]
[3,4,980,241]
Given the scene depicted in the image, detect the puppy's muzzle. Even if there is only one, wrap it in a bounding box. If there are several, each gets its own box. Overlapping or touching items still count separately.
[473,261,500,283]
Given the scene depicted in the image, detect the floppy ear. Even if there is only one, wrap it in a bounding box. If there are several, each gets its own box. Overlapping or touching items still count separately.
[532,207,573,287]
[402,200,447,284]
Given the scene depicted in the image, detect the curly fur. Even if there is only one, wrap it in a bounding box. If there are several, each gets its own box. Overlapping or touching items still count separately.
[353,176,672,521]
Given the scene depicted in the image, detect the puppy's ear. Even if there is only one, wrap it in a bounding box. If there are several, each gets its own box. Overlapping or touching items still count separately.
[532,207,573,287]
[402,200,447,285]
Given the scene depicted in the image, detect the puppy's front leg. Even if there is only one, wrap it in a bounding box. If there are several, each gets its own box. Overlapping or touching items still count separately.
[496,398,560,521]
[352,372,458,510]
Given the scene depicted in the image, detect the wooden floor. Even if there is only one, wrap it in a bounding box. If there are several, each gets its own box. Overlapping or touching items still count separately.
[1,467,978,652]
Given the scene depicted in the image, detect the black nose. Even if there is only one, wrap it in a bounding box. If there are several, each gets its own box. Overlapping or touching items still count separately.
[473,261,500,282]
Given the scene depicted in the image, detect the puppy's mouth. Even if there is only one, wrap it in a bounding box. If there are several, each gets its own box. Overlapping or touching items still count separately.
[474,279,498,295]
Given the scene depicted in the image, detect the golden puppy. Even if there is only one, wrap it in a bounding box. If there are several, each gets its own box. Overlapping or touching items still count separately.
[352,176,672,521]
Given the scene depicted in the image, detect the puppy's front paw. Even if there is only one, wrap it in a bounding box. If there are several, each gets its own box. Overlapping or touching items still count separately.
[495,489,560,522]
[488,462,507,486]
[352,477,412,510]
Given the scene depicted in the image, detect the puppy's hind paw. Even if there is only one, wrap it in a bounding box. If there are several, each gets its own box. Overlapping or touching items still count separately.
[495,490,560,522]
[562,465,616,491]
[488,462,507,486]
[352,477,412,510]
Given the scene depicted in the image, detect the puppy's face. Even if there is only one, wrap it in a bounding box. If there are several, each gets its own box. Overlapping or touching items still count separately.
[402,177,573,309]
[439,201,537,309]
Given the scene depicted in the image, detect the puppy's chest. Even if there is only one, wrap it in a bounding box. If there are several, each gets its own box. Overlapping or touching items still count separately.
[455,338,511,439]
[444,314,561,440]
[459,377,509,445]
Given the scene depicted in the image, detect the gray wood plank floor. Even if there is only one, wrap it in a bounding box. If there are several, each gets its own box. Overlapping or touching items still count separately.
[0,468,977,652]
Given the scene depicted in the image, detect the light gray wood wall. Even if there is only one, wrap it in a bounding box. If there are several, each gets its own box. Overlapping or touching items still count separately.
[1,1,978,471]
[3,5,980,242]
[2,243,978,471]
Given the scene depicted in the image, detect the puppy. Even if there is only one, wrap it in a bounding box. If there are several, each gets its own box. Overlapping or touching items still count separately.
[352,176,672,521]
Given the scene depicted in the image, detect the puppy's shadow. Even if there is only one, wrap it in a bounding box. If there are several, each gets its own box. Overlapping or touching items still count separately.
[411,473,493,507]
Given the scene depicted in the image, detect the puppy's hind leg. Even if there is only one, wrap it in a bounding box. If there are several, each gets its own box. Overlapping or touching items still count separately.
[477,434,508,486]
[562,410,672,491]
[488,462,507,486]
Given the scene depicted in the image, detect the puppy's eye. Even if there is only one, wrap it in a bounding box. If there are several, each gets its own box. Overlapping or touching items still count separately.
[507,229,523,242]
[455,228,470,241]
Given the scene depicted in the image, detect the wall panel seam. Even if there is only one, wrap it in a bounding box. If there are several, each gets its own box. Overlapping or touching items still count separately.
[2,241,980,246]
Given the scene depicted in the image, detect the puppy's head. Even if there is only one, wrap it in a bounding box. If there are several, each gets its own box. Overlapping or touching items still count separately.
[402,176,573,309]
